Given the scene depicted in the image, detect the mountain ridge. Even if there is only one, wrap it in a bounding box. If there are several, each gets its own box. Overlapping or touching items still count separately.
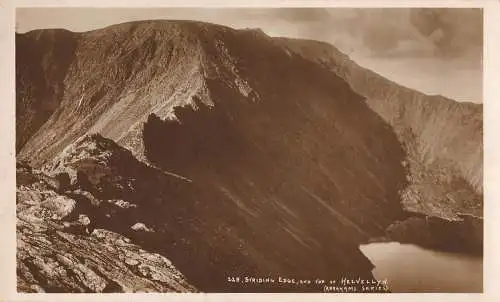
[278,37,482,219]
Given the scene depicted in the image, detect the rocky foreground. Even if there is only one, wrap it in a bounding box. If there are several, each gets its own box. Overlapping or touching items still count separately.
[17,160,196,293]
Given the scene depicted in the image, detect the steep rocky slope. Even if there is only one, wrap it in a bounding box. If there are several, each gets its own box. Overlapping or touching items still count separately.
[26,132,400,292]
[17,162,196,293]
[16,20,482,292]
[279,38,483,220]
[16,29,78,152]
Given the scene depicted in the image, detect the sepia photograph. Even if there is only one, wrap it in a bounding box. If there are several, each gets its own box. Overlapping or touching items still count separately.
[13,6,483,294]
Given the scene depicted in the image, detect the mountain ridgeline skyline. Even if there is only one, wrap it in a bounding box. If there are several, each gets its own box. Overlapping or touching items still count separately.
[16,20,483,293]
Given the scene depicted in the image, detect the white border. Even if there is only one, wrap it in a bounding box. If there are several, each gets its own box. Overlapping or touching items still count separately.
[1,1,498,301]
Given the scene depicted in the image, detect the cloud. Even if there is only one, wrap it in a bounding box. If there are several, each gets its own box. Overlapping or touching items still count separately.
[16,7,482,60]
[409,8,483,58]
[271,8,333,23]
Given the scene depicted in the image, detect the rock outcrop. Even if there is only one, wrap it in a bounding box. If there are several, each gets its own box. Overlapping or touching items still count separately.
[17,166,196,293]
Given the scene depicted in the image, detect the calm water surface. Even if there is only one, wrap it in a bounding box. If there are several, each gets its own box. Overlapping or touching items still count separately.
[360,242,483,293]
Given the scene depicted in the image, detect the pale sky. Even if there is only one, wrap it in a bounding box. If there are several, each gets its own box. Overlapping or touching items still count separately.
[16,8,483,103]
